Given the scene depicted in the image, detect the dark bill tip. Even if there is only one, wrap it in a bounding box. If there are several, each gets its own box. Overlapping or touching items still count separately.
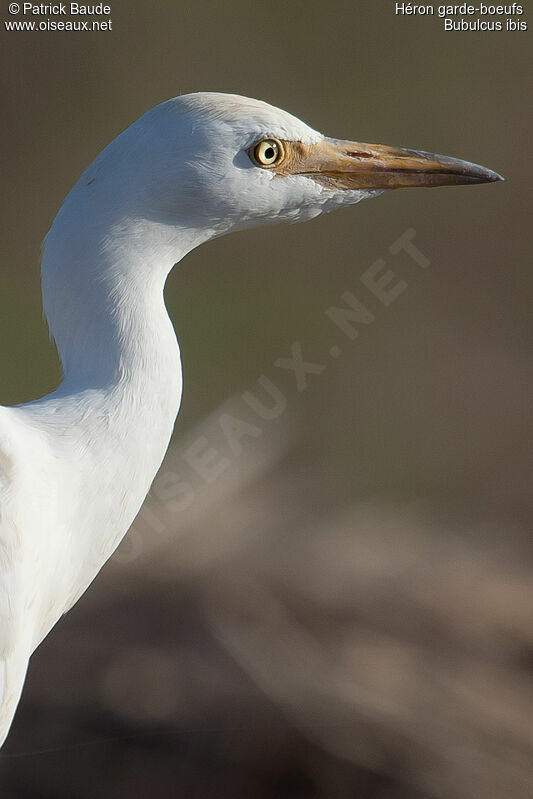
[408,151,504,186]
[471,167,504,183]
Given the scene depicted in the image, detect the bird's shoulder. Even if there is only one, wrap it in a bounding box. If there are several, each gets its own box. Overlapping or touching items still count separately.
[0,407,16,476]
[0,405,67,653]
[0,406,39,501]
[0,407,31,657]
[0,405,56,549]
[0,406,26,522]
[0,404,52,482]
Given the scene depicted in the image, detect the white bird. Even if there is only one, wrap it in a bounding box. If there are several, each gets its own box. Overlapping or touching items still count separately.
[0,92,501,747]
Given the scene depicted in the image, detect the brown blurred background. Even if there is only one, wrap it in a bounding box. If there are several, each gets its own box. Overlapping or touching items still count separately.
[0,1,532,797]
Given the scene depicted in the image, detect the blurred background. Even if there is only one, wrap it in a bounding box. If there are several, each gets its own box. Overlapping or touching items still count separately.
[0,1,532,796]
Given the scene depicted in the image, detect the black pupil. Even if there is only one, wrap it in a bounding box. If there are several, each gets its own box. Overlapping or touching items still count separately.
[264,146,275,160]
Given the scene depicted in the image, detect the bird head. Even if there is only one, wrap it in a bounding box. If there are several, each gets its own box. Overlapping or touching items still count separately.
[66,91,502,275]
[97,91,501,239]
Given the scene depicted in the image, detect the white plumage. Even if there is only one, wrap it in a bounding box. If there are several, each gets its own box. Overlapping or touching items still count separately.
[0,92,501,747]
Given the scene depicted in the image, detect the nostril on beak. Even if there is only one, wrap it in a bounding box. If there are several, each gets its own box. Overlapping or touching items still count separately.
[346,151,373,159]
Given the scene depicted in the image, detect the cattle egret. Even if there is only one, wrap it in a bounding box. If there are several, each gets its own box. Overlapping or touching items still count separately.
[0,92,501,747]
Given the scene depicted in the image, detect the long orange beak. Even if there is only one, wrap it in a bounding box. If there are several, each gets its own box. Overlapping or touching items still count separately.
[275,138,503,190]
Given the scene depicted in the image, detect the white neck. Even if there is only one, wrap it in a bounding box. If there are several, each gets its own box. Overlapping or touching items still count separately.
[28,211,212,574]
[43,215,198,387]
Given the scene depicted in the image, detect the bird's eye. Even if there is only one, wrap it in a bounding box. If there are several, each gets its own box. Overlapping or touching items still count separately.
[250,138,285,168]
